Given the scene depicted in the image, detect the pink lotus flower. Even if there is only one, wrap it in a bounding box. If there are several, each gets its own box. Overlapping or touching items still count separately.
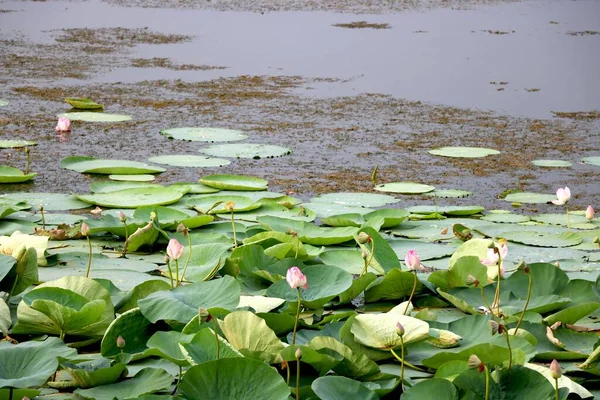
[481,242,508,276]
[166,238,184,261]
[586,205,594,220]
[55,116,71,132]
[551,187,571,206]
[286,266,307,289]
[80,222,90,237]
[550,359,562,379]
[404,249,421,271]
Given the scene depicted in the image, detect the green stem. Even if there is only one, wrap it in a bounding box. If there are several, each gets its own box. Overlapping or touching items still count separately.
[179,233,193,284]
[295,238,300,259]
[292,288,302,345]
[7,275,19,301]
[360,257,368,276]
[40,206,46,231]
[365,239,375,273]
[296,357,301,400]
[554,378,559,400]
[514,271,532,334]
[173,365,182,394]
[121,222,130,257]
[214,318,220,359]
[286,361,291,385]
[166,260,174,288]
[174,259,179,287]
[9,386,13,400]
[404,271,417,315]
[59,330,65,341]
[566,206,570,231]
[493,249,503,317]
[85,236,92,278]
[231,211,237,248]
[484,365,490,400]
[504,323,512,373]
[434,192,440,219]
[389,348,426,372]
[397,336,405,392]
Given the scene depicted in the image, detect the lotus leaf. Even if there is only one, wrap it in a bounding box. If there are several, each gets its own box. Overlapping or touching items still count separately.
[312,376,379,400]
[374,182,435,194]
[355,227,401,274]
[75,187,185,208]
[101,308,157,358]
[108,174,156,181]
[0,298,11,335]
[504,192,557,204]
[65,97,103,110]
[0,192,89,211]
[200,174,268,191]
[199,143,292,159]
[61,156,165,175]
[61,359,126,388]
[58,112,131,122]
[146,331,194,365]
[423,189,472,198]
[532,159,573,167]
[503,231,582,247]
[160,127,247,142]
[310,192,399,207]
[187,194,261,214]
[307,336,380,378]
[148,155,230,168]
[401,378,459,399]
[0,166,37,183]
[303,202,374,218]
[0,140,36,148]
[428,146,500,158]
[481,213,530,223]
[74,368,173,400]
[180,328,243,365]
[218,311,285,357]
[581,156,600,166]
[364,268,424,302]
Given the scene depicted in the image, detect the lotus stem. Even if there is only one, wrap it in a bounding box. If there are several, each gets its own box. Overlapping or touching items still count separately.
[484,365,490,400]
[400,336,405,392]
[24,146,30,175]
[404,271,417,315]
[295,237,300,259]
[214,318,220,360]
[504,321,512,373]
[434,191,440,219]
[40,205,46,231]
[296,356,301,400]
[492,247,503,317]
[565,206,571,231]
[173,365,182,394]
[389,349,426,372]
[7,274,19,300]
[362,239,375,276]
[179,232,193,284]
[514,269,532,334]
[230,211,237,249]
[59,330,65,341]
[371,165,378,187]
[8,387,13,400]
[85,236,92,278]
[166,259,174,288]
[286,361,291,385]
[174,259,180,287]
[292,288,302,345]
[554,378,559,400]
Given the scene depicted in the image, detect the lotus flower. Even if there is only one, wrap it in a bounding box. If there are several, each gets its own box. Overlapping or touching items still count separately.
[166,238,184,261]
[404,249,422,271]
[80,222,90,237]
[551,187,570,206]
[550,359,562,379]
[286,266,307,289]
[586,205,594,220]
[480,241,508,266]
[55,116,71,132]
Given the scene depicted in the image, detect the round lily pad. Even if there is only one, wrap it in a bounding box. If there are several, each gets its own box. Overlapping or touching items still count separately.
[581,156,600,166]
[58,112,132,122]
[0,100,8,106]
[160,127,248,142]
[0,192,90,211]
[108,174,156,182]
[200,174,268,191]
[169,182,220,194]
[310,192,399,207]
[531,159,573,167]
[0,140,37,148]
[504,192,557,204]
[148,155,230,168]
[199,143,292,159]
[75,187,186,208]
[187,194,261,213]
[423,189,473,198]
[90,181,160,193]
[374,182,435,194]
[61,156,165,175]
[481,213,530,223]
[65,98,103,110]
[530,213,590,226]
[503,231,582,247]
[0,166,37,183]
[428,146,500,158]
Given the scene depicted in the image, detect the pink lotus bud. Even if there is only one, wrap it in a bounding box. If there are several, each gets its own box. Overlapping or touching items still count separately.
[116,335,126,349]
[166,238,184,261]
[404,249,421,271]
[286,266,307,289]
[295,347,302,360]
[585,205,594,220]
[118,211,127,223]
[550,359,561,379]
[395,322,405,337]
[551,187,571,206]
[55,116,71,132]
[468,354,484,373]
[80,222,90,237]
[357,232,371,244]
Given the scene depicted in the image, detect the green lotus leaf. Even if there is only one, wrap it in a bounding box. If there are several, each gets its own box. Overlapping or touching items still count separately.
[310,192,399,207]
[0,140,36,148]
[218,311,285,359]
[108,174,156,181]
[0,166,37,183]
[138,275,240,324]
[61,156,165,175]
[303,202,374,218]
[544,302,600,325]
[312,376,379,400]
[307,336,380,379]
[531,159,573,167]
[374,182,435,194]
[117,280,172,314]
[351,304,430,349]
[160,127,247,142]
[75,187,185,208]
[428,146,500,158]
[364,208,410,228]
[148,155,230,168]
[580,156,600,166]
[199,143,292,159]
[74,368,173,400]
[164,243,229,283]
[0,192,90,211]
[58,112,131,122]
[530,213,590,226]
[423,189,473,198]
[200,174,268,191]
[90,181,161,193]
[503,231,582,247]
[145,331,194,366]
[525,362,593,399]
[318,249,364,274]
[187,194,261,214]
[401,378,459,400]
[133,205,213,230]
[428,256,489,291]
[258,215,358,246]
[388,238,455,261]
[238,296,286,313]
[180,328,243,365]
[61,359,126,388]
[364,268,424,302]
[504,192,557,204]
[481,213,530,223]
[0,247,38,297]
[0,298,10,336]
[355,227,401,274]
[179,358,290,400]
[422,342,523,369]
[65,97,103,110]
[169,182,221,194]
[101,308,157,358]
[0,337,77,388]
[406,205,484,216]
[0,389,40,399]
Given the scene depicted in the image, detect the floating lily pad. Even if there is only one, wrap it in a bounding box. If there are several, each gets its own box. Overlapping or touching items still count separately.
[374,182,435,194]
[147,155,230,168]
[90,181,160,193]
[532,159,573,167]
[428,147,500,158]
[504,192,557,204]
[170,182,221,194]
[531,213,590,226]
[0,140,37,148]
[200,174,268,191]
[0,192,89,211]
[0,100,7,106]
[503,231,582,247]
[311,192,400,207]
[303,202,374,218]
[187,194,261,213]
[199,143,292,159]
[406,205,484,216]
[581,156,600,166]
[62,156,165,175]
[160,127,247,142]
[75,187,186,208]
[108,174,156,182]
[65,97,103,110]
[58,112,132,122]
[0,166,37,183]
[481,213,530,223]
[423,189,472,198]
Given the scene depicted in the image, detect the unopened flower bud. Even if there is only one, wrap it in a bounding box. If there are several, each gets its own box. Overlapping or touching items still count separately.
[80,222,90,237]
[468,354,484,373]
[116,335,126,349]
[490,320,499,335]
[225,201,235,212]
[585,205,594,220]
[466,274,479,287]
[295,347,302,360]
[395,322,405,337]
[357,232,371,244]
[177,223,189,235]
[550,359,562,379]
[118,211,127,223]
[198,308,212,323]
[361,250,368,260]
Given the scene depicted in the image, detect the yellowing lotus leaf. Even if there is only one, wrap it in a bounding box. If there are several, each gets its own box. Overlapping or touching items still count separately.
[0,231,49,266]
